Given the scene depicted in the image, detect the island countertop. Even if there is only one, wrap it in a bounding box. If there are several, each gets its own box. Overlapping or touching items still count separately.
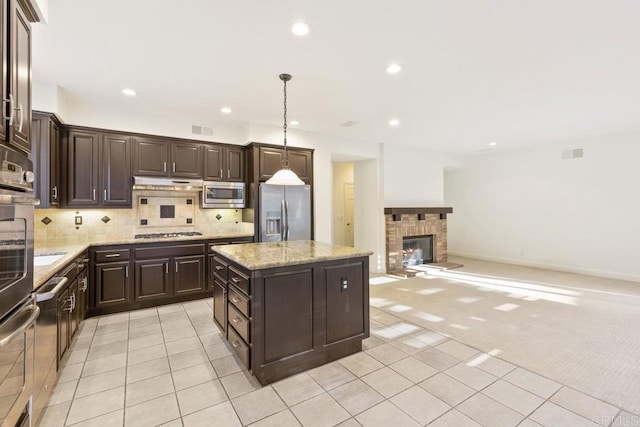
[211,240,373,270]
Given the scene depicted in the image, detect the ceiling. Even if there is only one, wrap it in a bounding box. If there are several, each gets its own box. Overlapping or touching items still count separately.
[32,0,640,154]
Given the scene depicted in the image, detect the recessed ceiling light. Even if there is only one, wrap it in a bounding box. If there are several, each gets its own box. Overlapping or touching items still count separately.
[122,88,136,96]
[488,141,498,146]
[220,107,232,114]
[290,120,299,126]
[291,21,311,36]
[389,119,400,127]
[386,63,402,74]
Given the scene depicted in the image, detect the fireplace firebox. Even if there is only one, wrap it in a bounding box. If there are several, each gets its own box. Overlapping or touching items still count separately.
[402,235,434,266]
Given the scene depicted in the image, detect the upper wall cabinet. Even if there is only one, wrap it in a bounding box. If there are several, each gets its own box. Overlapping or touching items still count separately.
[1,0,39,154]
[257,146,313,183]
[204,145,244,182]
[132,138,203,179]
[30,112,62,208]
[62,128,132,208]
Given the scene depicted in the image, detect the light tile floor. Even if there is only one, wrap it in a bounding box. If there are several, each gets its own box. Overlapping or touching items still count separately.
[39,298,638,427]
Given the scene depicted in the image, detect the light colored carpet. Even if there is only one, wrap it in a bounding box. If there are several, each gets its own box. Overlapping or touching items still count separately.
[370,256,640,415]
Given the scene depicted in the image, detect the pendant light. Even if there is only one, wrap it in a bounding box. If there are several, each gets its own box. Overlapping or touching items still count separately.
[265,73,305,186]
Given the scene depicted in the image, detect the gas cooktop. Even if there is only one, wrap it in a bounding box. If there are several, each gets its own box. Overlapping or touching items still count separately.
[134,232,203,239]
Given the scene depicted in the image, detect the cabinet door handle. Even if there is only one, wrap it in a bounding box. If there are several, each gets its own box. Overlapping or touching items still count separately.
[219,169,223,179]
[231,317,240,324]
[17,102,23,132]
[163,162,167,173]
[3,94,15,125]
[104,189,107,200]
[52,186,58,200]
[172,162,176,173]
[230,296,239,304]
[231,340,240,348]
[93,189,96,201]
[81,278,88,292]
[125,265,129,278]
[227,169,230,179]
[105,253,120,258]
[175,262,178,273]
[165,263,168,274]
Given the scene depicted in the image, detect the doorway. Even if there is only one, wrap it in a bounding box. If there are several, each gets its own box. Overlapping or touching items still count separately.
[332,162,354,246]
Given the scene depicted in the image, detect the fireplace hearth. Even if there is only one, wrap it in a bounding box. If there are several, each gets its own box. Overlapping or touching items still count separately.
[403,235,433,266]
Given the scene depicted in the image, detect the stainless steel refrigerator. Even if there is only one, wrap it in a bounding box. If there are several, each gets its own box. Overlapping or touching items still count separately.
[259,183,311,242]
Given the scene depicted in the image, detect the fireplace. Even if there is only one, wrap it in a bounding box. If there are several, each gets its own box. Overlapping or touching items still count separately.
[403,235,433,266]
[384,207,452,273]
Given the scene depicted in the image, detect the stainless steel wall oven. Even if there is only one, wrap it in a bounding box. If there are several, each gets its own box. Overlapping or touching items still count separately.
[0,144,39,426]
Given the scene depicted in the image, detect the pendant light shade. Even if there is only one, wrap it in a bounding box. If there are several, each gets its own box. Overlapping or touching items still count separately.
[266,73,305,186]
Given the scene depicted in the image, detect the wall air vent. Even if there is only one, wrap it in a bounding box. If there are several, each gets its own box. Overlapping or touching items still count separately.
[562,148,584,160]
[340,121,358,127]
[192,125,213,136]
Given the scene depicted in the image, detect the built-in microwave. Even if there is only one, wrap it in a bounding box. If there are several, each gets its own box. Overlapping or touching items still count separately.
[202,182,245,208]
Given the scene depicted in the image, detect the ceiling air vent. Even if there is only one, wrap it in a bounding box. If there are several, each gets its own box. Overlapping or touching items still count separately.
[340,121,358,127]
[562,148,584,160]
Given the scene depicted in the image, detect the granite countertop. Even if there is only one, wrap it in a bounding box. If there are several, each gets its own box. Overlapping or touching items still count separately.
[211,240,373,270]
[33,231,254,290]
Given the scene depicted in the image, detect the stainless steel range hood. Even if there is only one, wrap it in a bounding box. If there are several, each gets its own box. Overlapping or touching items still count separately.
[132,176,203,191]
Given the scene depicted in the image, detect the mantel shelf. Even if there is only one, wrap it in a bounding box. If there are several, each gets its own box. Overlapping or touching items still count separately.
[384,207,453,221]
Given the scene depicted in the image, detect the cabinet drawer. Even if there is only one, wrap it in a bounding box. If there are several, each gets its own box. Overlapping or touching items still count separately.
[212,257,228,280]
[228,304,250,343]
[95,249,130,263]
[228,326,250,369]
[228,286,250,318]
[229,267,249,295]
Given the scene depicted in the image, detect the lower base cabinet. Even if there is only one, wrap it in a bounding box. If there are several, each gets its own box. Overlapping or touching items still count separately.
[212,254,370,385]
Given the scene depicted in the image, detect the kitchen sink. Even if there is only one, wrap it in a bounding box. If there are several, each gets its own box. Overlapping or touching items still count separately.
[34,253,67,266]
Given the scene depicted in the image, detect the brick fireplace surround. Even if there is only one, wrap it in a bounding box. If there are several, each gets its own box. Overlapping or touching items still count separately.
[384,207,453,273]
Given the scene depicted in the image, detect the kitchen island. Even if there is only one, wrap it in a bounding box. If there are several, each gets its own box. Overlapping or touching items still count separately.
[211,240,372,385]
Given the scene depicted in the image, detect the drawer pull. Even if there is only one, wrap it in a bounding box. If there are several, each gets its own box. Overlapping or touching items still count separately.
[215,265,224,271]
[230,297,239,304]
[231,277,240,283]
[105,253,120,258]
[231,340,240,348]
[231,317,240,324]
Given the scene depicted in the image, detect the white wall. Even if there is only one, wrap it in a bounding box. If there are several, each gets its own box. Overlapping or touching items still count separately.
[445,131,640,282]
[382,143,464,207]
[32,82,58,112]
[332,162,354,245]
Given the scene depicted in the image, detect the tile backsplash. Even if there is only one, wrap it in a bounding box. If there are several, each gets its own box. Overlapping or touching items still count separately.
[35,190,251,247]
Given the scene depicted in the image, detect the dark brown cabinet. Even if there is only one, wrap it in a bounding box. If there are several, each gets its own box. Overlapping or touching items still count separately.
[211,252,369,385]
[30,112,61,208]
[92,247,133,310]
[63,129,99,206]
[204,145,244,182]
[171,142,202,178]
[62,129,132,208]
[134,243,206,303]
[56,287,70,364]
[1,0,37,154]
[132,138,202,178]
[257,146,312,183]
[134,258,171,301]
[101,133,132,206]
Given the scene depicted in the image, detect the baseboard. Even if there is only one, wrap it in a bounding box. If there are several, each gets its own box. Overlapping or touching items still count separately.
[448,251,640,283]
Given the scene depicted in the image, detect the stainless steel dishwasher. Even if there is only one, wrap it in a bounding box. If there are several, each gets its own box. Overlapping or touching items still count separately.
[32,276,68,425]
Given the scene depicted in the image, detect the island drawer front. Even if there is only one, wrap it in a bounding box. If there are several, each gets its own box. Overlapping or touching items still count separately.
[228,326,250,368]
[229,267,250,295]
[228,285,250,318]
[212,257,228,280]
[228,304,250,343]
[94,249,131,263]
